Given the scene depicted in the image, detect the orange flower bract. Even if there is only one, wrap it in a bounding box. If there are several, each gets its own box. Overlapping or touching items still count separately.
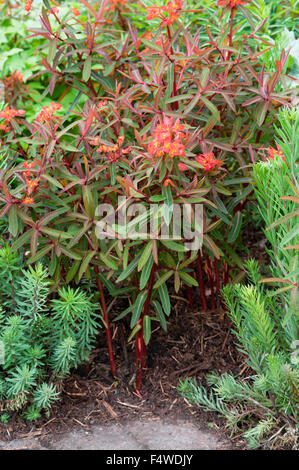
[148,117,186,159]
[36,102,62,122]
[146,1,183,26]
[195,153,223,172]
[267,145,286,163]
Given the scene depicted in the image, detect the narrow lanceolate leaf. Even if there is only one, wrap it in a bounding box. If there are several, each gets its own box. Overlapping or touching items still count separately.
[228,212,243,243]
[27,245,53,264]
[78,250,96,281]
[11,229,33,252]
[163,185,173,226]
[116,254,141,283]
[140,253,154,290]
[143,315,151,345]
[113,304,134,322]
[66,260,80,283]
[40,227,73,240]
[138,241,152,272]
[59,246,82,261]
[157,282,171,316]
[153,270,173,289]
[203,235,221,259]
[200,95,221,122]
[100,253,119,270]
[127,324,141,343]
[179,271,199,287]
[41,174,64,190]
[130,291,147,328]
[152,300,167,331]
[82,55,92,82]
[161,240,189,252]
[8,205,18,237]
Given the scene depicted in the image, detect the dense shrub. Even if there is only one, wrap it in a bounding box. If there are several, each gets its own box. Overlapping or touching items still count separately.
[0,1,298,400]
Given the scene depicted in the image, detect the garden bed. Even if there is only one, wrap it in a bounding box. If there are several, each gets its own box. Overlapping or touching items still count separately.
[0,296,246,449]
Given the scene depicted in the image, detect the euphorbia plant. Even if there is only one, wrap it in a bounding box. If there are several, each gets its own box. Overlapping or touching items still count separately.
[0,0,296,391]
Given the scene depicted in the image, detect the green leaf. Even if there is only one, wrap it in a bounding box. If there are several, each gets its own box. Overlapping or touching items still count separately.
[82,56,92,82]
[163,185,173,226]
[161,240,188,252]
[157,282,171,316]
[27,245,52,264]
[138,241,152,272]
[116,254,141,283]
[40,227,72,240]
[8,205,18,237]
[66,260,80,283]
[127,324,141,343]
[140,253,154,290]
[153,270,173,289]
[78,251,96,280]
[113,304,134,322]
[130,291,147,328]
[179,271,198,287]
[200,95,221,122]
[228,211,243,243]
[143,315,151,345]
[100,253,119,270]
[152,300,167,331]
[59,246,82,261]
[164,63,174,103]
[11,229,33,252]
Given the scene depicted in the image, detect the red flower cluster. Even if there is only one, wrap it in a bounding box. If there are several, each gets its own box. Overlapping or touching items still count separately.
[146,1,183,26]
[22,159,41,204]
[25,0,33,12]
[195,153,223,172]
[97,100,108,108]
[5,71,23,84]
[36,102,62,122]
[72,7,81,16]
[91,136,131,162]
[148,117,186,159]
[0,107,25,131]
[267,145,286,163]
[217,0,249,7]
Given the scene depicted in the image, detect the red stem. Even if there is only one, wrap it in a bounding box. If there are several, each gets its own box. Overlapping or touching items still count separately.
[214,258,220,295]
[223,262,229,286]
[197,251,207,311]
[135,266,155,393]
[207,256,215,310]
[187,286,194,309]
[94,266,117,378]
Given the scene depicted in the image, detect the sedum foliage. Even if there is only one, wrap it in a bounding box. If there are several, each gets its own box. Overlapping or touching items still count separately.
[0,250,101,421]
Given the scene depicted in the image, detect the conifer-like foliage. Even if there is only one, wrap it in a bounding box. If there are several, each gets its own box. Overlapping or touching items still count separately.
[0,253,101,421]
